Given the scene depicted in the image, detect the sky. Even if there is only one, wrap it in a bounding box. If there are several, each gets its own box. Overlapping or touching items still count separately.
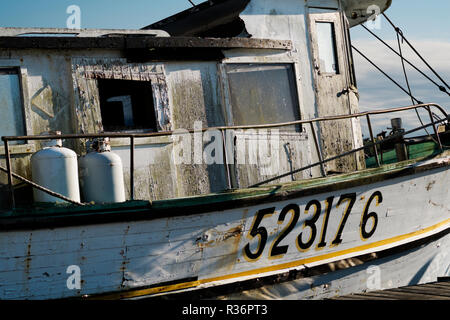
[350,0,450,136]
[0,0,448,136]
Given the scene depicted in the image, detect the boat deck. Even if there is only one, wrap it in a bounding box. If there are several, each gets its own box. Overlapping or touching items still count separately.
[331,279,450,300]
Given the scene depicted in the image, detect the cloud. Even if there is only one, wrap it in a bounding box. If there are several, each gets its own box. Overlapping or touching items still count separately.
[351,39,450,135]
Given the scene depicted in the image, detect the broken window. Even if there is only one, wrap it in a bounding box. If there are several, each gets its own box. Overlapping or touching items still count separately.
[225,63,301,130]
[97,79,157,132]
[0,68,25,143]
[316,21,339,74]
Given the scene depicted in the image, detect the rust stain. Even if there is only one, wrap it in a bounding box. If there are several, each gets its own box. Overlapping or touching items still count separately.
[120,225,131,288]
[221,226,242,242]
[24,233,32,275]
[196,222,245,273]
[426,180,436,191]
[197,225,243,249]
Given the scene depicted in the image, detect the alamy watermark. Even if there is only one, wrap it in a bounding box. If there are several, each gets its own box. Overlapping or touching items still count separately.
[171,122,282,176]
[66,265,81,290]
[366,265,382,291]
[66,5,81,29]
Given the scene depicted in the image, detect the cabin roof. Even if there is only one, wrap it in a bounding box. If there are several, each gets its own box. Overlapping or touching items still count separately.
[143,0,250,37]
[0,29,291,51]
[144,0,392,37]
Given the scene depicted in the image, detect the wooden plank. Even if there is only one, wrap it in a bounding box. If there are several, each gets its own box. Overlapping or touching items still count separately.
[335,283,450,300]
[420,283,450,293]
[434,282,450,288]
[343,293,397,300]
[379,288,450,300]
[392,285,450,298]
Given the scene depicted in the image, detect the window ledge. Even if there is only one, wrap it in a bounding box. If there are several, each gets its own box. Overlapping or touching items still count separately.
[0,143,36,156]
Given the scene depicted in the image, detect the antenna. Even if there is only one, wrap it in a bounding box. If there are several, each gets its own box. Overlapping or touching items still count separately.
[187,0,196,7]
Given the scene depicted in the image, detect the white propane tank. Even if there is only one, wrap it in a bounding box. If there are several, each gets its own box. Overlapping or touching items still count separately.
[79,138,126,204]
[31,132,81,203]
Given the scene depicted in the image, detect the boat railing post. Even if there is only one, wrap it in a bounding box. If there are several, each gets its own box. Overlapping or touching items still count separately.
[309,122,327,177]
[425,105,443,151]
[220,129,232,190]
[2,138,15,209]
[130,135,135,201]
[366,114,381,167]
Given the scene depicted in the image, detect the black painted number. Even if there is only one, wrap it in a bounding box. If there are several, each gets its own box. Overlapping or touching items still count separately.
[331,193,357,246]
[361,191,382,239]
[270,204,300,257]
[296,200,322,251]
[243,191,382,261]
[243,207,275,260]
[317,196,334,248]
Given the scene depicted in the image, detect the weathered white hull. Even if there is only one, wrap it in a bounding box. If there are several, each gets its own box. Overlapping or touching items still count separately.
[219,229,450,300]
[1,155,449,300]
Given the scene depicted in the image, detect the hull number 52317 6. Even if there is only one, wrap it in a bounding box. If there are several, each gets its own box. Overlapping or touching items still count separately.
[243,191,383,261]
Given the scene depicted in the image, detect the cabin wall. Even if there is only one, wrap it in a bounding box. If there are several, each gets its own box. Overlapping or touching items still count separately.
[239,0,317,119]
[0,50,234,204]
[240,0,365,173]
[0,49,121,208]
[220,49,320,186]
[0,0,365,207]
[165,62,229,197]
[238,0,325,178]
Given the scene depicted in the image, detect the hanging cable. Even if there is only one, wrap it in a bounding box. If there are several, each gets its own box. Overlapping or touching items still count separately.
[387,15,444,142]
[395,26,435,138]
[396,28,419,105]
[352,45,448,146]
[351,45,422,103]
[382,12,450,92]
[361,24,450,97]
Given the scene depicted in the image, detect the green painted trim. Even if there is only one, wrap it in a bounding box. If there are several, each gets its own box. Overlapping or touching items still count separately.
[0,149,448,230]
[366,141,440,168]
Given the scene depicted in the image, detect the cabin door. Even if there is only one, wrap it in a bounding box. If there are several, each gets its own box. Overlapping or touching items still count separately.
[308,10,359,173]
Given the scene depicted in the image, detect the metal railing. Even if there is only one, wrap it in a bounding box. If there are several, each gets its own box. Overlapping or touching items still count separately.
[1,103,448,210]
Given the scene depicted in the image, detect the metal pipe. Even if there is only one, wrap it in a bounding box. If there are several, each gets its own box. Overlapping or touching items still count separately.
[390,118,408,162]
[1,104,448,142]
[130,136,135,201]
[426,106,443,151]
[0,103,447,197]
[366,114,381,167]
[220,129,232,190]
[3,140,15,209]
[309,122,326,177]
[250,117,448,187]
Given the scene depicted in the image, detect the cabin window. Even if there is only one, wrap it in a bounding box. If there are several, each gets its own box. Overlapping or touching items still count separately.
[225,63,301,130]
[97,79,158,132]
[315,21,339,74]
[0,68,25,142]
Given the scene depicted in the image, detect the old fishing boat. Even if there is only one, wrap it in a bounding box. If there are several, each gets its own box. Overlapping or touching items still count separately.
[0,0,449,300]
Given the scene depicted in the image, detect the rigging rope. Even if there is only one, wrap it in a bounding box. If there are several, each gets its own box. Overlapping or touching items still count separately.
[385,13,445,142]
[382,12,450,92]
[351,45,421,103]
[361,24,450,97]
[351,45,447,145]
[354,14,448,146]
[396,28,420,105]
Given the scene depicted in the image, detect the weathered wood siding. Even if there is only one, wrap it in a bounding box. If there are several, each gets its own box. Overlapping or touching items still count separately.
[166,62,228,197]
[0,50,121,208]
[240,0,365,174]
[0,0,368,206]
